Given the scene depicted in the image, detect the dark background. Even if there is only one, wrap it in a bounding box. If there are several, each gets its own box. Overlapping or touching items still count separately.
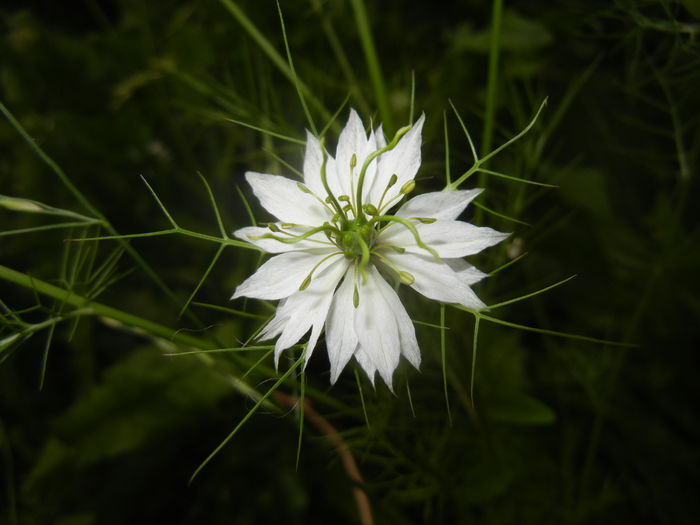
[1,0,699,523]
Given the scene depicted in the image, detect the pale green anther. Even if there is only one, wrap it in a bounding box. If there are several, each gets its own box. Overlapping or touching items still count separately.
[350,153,357,168]
[280,223,297,228]
[390,245,406,254]
[343,204,353,214]
[362,204,378,216]
[399,271,415,285]
[400,180,416,194]
[338,195,350,202]
[332,213,341,222]
[388,174,398,187]
[417,217,437,224]
[296,181,312,194]
[267,223,281,232]
[353,286,360,308]
[325,196,333,204]
[299,275,312,291]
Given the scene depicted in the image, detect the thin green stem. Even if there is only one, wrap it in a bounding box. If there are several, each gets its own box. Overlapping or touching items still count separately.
[276,0,317,135]
[0,102,209,328]
[348,0,392,131]
[0,264,349,416]
[223,117,305,145]
[446,98,547,191]
[217,0,329,121]
[189,353,305,483]
[372,215,440,260]
[481,0,503,161]
[354,367,371,431]
[488,275,576,310]
[470,314,480,407]
[440,304,452,424]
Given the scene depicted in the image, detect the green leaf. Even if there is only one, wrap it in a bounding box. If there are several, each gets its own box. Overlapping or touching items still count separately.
[484,391,556,426]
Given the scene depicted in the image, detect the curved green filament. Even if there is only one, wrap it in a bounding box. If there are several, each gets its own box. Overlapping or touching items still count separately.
[299,251,344,290]
[376,173,398,212]
[378,190,404,214]
[355,124,411,218]
[352,261,361,306]
[318,139,344,218]
[372,215,441,261]
[371,243,405,254]
[298,181,337,216]
[372,250,414,285]
[250,224,339,245]
[352,231,371,279]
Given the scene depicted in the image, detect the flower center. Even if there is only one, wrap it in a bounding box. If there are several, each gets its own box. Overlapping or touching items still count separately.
[334,218,376,260]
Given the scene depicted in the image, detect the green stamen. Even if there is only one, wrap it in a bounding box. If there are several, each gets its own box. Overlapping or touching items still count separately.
[377,173,398,211]
[372,250,415,285]
[372,214,441,261]
[250,224,338,245]
[298,251,344,291]
[318,138,344,218]
[355,125,412,218]
[362,203,378,216]
[400,180,415,195]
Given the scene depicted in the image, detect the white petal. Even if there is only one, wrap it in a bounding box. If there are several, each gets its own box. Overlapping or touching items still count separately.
[372,270,420,369]
[446,259,488,285]
[326,266,359,383]
[396,189,483,221]
[335,109,369,198]
[302,131,326,196]
[245,172,330,225]
[381,252,486,309]
[374,124,387,150]
[369,113,425,208]
[232,250,338,301]
[354,266,402,389]
[379,220,508,258]
[233,225,333,253]
[354,344,377,386]
[270,258,348,366]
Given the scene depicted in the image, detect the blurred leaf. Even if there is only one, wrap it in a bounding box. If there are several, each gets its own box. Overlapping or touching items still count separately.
[484,391,557,425]
[24,344,234,492]
[450,9,553,54]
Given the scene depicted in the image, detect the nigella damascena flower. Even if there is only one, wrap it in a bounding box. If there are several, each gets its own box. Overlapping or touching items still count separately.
[232,109,507,388]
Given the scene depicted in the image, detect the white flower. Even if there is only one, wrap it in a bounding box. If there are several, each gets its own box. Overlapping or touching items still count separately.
[232,109,507,388]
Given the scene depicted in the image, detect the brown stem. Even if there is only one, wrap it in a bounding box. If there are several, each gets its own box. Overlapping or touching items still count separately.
[273,391,373,525]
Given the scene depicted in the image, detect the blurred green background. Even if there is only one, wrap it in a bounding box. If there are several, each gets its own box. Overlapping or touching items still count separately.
[1,0,699,523]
